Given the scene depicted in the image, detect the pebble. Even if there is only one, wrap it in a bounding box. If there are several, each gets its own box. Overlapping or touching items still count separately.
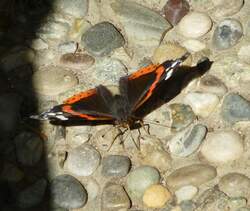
[102,183,131,210]
[0,93,22,136]
[65,144,101,176]
[60,53,95,70]
[182,39,206,52]
[54,0,89,17]
[1,162,24,182]
[179,200,196,211]
[200,130,243,164]
[218,173,250,199]
[163,0,190,26]
[211,0,244,20]
[168,124,207,157]
[152,42,192,65]
[31,38,49,50]
[0,47,35,73]
[33,66,78,96]
[51,174,87,209]
[111,0,171,45]
[168,103,196,132]
[67,18,91,42]
[38,20,70,40]
[221,93,250,124]
[212,19,243,50]
[17,179,47,208]
[141,148,172,172]
[81,22,125,56]
[14,131,43,166]
[126,166,160,199]
[238,45,250,65]
[175,185,198,203]
[178,12,212,38]
[91,57,127,84]
[183,92,220,118]
[166,164,217,190]
[198,75,228,97]
[143,184,172,208]
[84,178,100,201]
[57,41,77,54]
[101,155,131,177]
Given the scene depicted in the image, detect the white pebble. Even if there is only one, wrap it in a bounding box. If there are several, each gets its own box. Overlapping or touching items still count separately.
[200,131,243,164]
[175,185,198,203]
[182,39,206,52]
[183,92,219,118]
[178,12,212,38]
[238,45,250,65]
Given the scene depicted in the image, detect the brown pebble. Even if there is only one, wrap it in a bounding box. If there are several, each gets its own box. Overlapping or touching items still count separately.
[164,0,190,26]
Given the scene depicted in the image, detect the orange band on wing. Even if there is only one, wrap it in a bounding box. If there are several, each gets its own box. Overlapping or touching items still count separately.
[128,64,159,80]
[134,65,165,110]
[62,105,112,121]
[63,88,97,104]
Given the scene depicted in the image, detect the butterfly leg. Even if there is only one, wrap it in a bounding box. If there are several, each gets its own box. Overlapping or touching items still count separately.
[107,127,128,151]
[138,120,151,135]
[127,126,140,150]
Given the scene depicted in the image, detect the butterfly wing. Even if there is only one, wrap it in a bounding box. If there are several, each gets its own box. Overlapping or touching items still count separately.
[31,85,117,125]
[119,53,190,118]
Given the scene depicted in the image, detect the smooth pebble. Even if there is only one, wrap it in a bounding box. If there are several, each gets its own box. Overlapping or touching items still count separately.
[51,174,87,209]
[221,93,250,124]
[102,155,131,177]
[143,184,172,208]
[183,92,220,118]
[182,39,206,52]
[218,173,250,199]
[57,41,77,54]
[126,166,160,199]
[175,185,198,203]
[102,183,131,210]
[166,164,217,190]
[168,124,207,157]
[212,19,243,50]
[200,130,243,164]
[178,12,212,38]
[238,45,250,65]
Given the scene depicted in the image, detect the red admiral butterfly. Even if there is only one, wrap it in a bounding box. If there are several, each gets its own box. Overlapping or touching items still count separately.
[31,53,212,129]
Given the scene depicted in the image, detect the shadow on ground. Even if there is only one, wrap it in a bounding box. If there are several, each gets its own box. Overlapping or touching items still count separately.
[0,0,54,210]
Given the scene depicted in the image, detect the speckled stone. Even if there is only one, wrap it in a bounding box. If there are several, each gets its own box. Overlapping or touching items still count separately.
[168,124,207,157]
[178,12,212,38]
[143,184,172,208]
[168,103,196,131]
[218,173,250,199]
[54,0,89,17]
[200,130,243,164]
[51,174,87,209]
[221,93,250,124]
[33,66,78,96]
[60,53,95,70]
[14,131,43,166]
[212,19,243,50]
[65,144,101,176]
[126,166,160,199]
[166,164,217,190]
[17,179,47,208]
[81,22,125,56]
[102,155,131,177]
[102,183,131,210]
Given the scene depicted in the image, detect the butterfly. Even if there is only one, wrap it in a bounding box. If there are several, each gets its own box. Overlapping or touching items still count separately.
[31,53,212,130]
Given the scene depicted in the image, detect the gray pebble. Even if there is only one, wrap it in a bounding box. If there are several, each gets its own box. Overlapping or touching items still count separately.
[14,131,43,166]
[65,144,101,176]
[168,124,207,157]
[101,155,131,177]
[212,19,243,50]
[221,93,250,124]
[126,166,160,199]
[51,174,87,209]
[81,22,125,56]
[102,183,131,210]
[180,200,196,211]
[17,179,47,208]
[58,41,77,54]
